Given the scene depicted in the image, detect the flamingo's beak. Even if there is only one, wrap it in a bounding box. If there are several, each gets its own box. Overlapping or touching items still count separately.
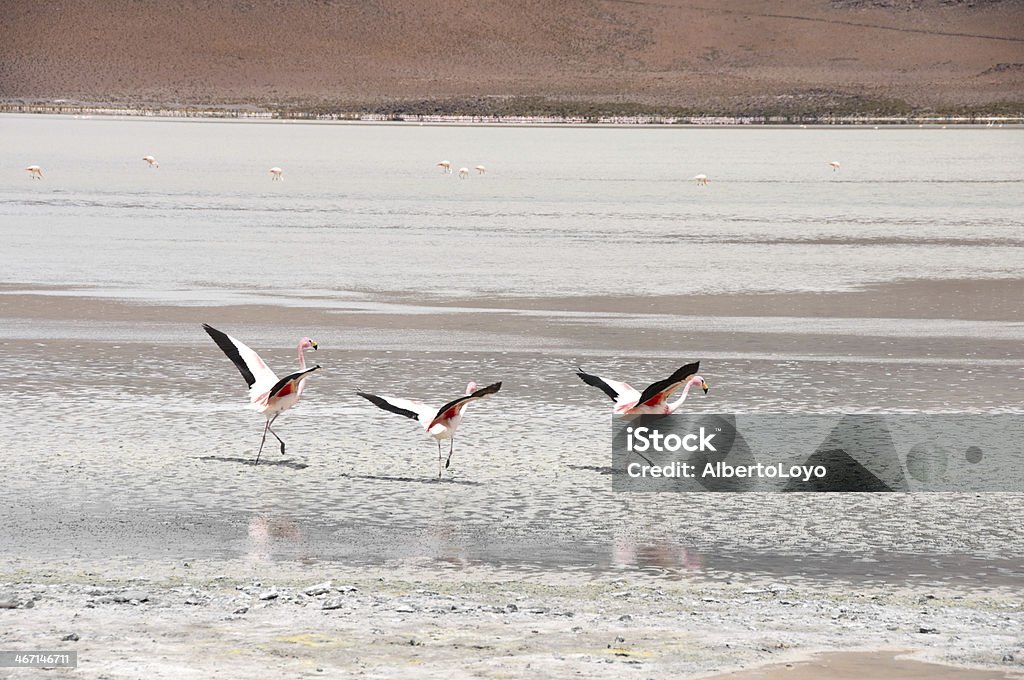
[311,342,318,350]
[702,381,709,394]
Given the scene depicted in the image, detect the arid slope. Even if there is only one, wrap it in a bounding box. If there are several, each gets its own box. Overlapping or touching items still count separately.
[1,0,1022,114]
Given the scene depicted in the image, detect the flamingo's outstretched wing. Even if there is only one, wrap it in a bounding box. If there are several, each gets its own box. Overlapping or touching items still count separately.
[576,368,640,405]
[358,392,436,424]
[202,323,279,402]
[427,382,502,430]
[635,361,700,408]
[266,366,321,400]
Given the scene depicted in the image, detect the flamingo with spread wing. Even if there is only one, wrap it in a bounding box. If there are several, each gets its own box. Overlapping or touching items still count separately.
[203,324,320,464]
[577,362,709,415]
[358,381,502,477]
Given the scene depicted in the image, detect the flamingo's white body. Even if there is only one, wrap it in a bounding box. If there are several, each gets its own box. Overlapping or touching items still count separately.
[829,161,841,172]
[458,167,470,179]
[577,362,709,415]
[474,165,487,175]
[203,324,320,463]
[142,155,159,168]
[358,381,502,477]
[25,165,42,179]
[694,174,709,186]
[436,160,452,174]
[269,167,284,181]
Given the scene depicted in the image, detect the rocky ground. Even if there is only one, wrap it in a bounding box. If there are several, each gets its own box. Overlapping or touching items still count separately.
[1,559,1022,678]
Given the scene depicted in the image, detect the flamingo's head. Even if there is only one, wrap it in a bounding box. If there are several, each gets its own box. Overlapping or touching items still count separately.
[300,337,318,351]
[465,381,478,395]
[692,375,709,394]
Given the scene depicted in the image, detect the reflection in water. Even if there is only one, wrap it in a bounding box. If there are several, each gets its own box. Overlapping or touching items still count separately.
[612,538,704,574]
[425,525,469,569]
[246,515,304,563]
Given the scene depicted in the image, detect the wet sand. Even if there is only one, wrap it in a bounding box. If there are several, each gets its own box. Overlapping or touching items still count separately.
[2,279,1022,362]
[5,277,1023,321]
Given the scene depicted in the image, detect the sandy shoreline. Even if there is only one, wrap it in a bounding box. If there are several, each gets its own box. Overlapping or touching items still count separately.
[2,279,1021,363]
[1,559,1021,679]
[4,277,1022,321]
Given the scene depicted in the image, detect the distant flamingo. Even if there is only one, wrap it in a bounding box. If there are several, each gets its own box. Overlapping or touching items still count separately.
[142,155,159,168]
[577,362,708,415]
[436,160,452,174]
[269,167,284,181]
[202,324,320,464]
[829,161,841,172]
[25,165,42,179]
[458,167,470,179]
[474,165,487,175]
[694,174,709,186]
[358,381,502,477]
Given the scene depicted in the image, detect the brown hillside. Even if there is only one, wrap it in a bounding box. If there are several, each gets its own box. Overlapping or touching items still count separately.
[1,0,1022,115]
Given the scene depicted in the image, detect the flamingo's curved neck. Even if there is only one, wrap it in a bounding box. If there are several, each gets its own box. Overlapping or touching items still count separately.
[296,342,308,396]
[667,380,695,413]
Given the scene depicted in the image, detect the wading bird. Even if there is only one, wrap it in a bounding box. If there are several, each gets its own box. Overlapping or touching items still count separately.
[829,161,841,172]
[436,160,452,174]
[202,324,320,464]
[269,167,284,181]
[474,165,487,174]
[694,174,709,186]
[142,155,159,168]
[458,167,470,179]
[25,165,43,179]
[357,381,502,477]
[577,362,709,415]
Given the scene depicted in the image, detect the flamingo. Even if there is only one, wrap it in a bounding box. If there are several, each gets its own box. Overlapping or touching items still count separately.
[269,167,284,181]
[357,381,502,477]
[142,155,159,168]
[25,165,43,179]
[458,167,470,179]
[202,324,320,464]
[693,174,709,186]
[829,161,840,172]
[577,362,708,415]
[436,160,452,174]
[474,165,487,175]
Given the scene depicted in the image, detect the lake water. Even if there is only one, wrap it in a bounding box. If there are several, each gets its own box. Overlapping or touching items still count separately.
[1,114,1022,586]
[2,115,1022,297]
